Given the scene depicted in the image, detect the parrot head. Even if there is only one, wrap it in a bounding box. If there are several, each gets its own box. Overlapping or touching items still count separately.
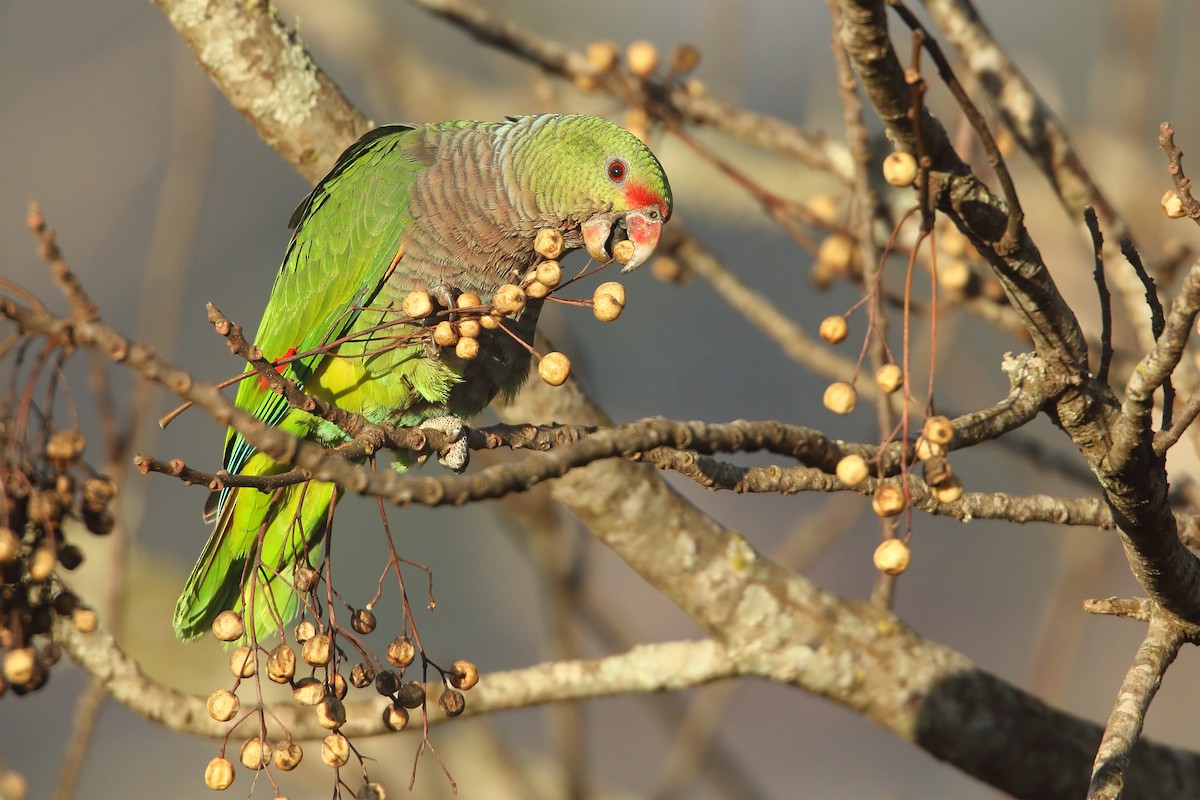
[522,114,672,273]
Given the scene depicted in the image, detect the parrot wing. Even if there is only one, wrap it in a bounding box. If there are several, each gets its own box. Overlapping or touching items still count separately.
[218,125,425,505]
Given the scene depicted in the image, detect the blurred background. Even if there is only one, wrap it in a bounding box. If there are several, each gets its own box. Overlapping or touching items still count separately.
[3,1,1200,798]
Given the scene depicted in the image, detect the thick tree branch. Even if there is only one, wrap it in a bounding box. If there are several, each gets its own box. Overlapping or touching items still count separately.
[152,0,371,185]
[836,0,1200,626]
[54,577,1200,799]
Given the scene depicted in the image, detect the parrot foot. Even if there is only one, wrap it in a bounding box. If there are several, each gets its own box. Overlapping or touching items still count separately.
[430,283,459,312]
[420,415,470,473]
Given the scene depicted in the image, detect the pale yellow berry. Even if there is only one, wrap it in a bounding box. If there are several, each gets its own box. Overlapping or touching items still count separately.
[651,255,687,283]
[873,539,910,575]
[492,284,527,316]
[478,312,501,330]
[0,770,27,800]
[212,610,245,643]
[239,738,271,770]
[932,474,964,504]
[914,436,944,462]
[0,527,18,565]
[229,646,256,679]
[922,415,954,446]
[433,320,459,347]
[818,315,848,344]
[871,484,906,517]
[668,43,701,74]
[539,352,572,386]
[595,281,626,306]
[586,40,620,73]
[457,318,481,339]
[938,258,972,291]
[449,659,479,691]
[1161,190,1186,219]
[3,648,36,685]
[835,454,870,487]
[291,677,325,706]
[274,741,303,771]
[807,194,840,225]
[536,259,563,288]
[940,225,969,257]
[593,293,624,322]
[627,40,659,77]
[573,73,600,93]
[534,228,565,260]
[817,234,857,274]
[267,643,297,684]
[27,546,55,581]
[386,636,416,669]
[455,336,480,360]
[592,282,626,322]
[293,619,316,643]
[612,239,637,266]
[882,151,918,187]
[684,77,707,98]
[823,381,858,415]
[625,105,651,144]
[302,633,333,667]
[401,290,434,319]
[204,757,235,791]
[875,364,903,394]
[72,607,97,633]
[206,688,240,722]
[525,279,550,299]
[321,733,350,768]
[456,292,482,310]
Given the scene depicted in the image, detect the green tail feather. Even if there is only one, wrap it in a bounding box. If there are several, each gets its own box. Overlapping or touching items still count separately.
[173,461,339,642]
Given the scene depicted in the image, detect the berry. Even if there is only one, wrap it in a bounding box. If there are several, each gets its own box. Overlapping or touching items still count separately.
[823,381,857,415]
[539,352,572,386]
[873,539,910,575]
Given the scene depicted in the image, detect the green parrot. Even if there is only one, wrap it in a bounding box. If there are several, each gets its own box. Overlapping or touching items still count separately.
[173,114,673,641]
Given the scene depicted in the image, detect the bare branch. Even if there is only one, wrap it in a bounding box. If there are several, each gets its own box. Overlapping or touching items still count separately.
[1089,612,1196,799]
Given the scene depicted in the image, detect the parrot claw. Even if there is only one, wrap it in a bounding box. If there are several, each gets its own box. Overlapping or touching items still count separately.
[438,437,470,473]
[430,283,458,312]
[419,415,470,473]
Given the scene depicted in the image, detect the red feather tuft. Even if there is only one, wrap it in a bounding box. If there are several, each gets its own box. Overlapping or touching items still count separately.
[258,346,298,391]
[623,182,668,218]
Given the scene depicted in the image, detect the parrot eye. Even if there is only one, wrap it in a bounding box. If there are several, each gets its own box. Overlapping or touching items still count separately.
[606,158,627,183]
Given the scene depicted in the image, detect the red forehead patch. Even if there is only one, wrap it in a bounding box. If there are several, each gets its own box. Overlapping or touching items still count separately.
[623,182,668,219]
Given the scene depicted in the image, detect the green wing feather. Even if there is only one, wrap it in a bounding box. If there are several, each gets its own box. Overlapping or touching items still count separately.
[173,126,428,641]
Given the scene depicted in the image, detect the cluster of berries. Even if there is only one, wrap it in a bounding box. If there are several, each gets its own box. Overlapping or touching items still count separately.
[1,425,110,697]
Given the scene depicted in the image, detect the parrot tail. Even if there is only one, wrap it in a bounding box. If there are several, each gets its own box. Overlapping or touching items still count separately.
[172,466,339,642]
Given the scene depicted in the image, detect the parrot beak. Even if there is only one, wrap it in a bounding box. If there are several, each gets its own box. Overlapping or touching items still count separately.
[581,207,665,274]
[619,208,663,273]
[582,214,616,263]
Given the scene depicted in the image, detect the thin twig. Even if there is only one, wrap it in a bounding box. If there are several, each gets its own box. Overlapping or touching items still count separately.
[1084,207,1114,384]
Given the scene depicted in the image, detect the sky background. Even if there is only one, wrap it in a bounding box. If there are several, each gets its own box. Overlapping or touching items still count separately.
[3,1,1200,798]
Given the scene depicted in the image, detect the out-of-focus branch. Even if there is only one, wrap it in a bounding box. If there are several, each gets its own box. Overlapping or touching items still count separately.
[405,0,854,181]
[54,616,737,739]
[54,569,1200,798]
[152,0,371,184]
[920,0,1161,352]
